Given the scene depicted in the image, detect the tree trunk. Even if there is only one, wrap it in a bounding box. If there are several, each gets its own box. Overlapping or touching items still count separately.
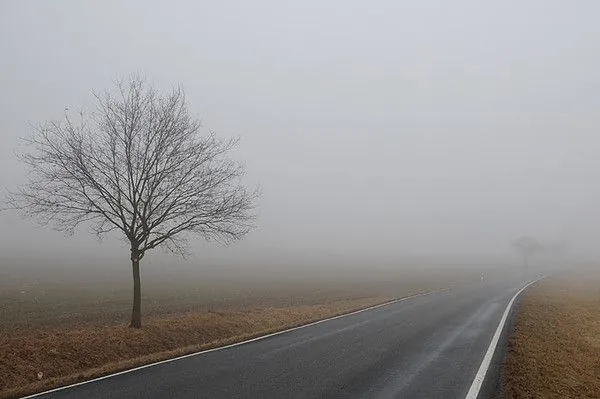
[130,255,142,328]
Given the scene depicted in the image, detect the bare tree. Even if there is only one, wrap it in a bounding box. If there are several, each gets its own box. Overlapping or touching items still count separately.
[5,76,258,328]
[511,236,541,268]
[541,240,569,258]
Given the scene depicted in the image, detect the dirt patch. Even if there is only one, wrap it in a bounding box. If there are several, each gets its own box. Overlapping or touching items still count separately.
[1,296,397,398]
[500,271,600,399]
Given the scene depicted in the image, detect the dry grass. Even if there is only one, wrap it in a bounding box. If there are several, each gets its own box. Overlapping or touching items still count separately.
[0,296,394,399]
[500,270,600,399]
[0,265,462,332]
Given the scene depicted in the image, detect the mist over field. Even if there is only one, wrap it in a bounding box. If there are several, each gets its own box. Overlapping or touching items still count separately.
[1,0,600,274]
[4,4,600,397]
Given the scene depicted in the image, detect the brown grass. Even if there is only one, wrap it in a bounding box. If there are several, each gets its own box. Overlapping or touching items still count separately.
[0,266,461,332]
[0,296,394,399]
[500,271,600,399]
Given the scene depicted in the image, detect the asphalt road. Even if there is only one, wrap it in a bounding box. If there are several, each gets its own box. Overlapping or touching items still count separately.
[29,274,537,399]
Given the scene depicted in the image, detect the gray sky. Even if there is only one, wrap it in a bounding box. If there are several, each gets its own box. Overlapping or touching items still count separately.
[1,0,600,267]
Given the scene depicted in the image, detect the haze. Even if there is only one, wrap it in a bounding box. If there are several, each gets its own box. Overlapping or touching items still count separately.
[1,1,599,272]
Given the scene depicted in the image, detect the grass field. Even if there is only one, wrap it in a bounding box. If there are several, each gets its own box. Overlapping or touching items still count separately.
[0,261,486,398]
[0,263,470,332]
[500,270,600,399]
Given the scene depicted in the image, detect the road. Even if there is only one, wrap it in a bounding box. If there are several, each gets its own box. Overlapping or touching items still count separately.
[27,274,538,399]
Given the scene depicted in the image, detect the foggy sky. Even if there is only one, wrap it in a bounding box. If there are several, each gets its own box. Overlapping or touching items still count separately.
[2,1,600,267]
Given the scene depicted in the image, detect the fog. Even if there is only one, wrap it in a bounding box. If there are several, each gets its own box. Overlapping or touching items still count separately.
[1,1,599,271]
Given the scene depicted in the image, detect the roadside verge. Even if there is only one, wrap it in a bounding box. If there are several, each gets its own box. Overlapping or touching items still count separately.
[498,271,600,398]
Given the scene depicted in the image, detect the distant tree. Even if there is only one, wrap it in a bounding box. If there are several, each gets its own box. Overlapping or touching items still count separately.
[511,236,541,268]
[542,240,569,258]
[5,76,259,328]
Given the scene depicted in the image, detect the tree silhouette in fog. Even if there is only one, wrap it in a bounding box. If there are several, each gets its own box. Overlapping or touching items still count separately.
[511,236,541,268]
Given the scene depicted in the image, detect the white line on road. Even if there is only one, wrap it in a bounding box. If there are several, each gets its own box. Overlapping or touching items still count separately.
[21,288,447,399]
[464,276,545,399]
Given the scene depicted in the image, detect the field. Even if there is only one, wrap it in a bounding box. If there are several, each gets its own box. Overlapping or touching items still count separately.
[0,258,487,398]
[500,270,600,398]
[0,260,473,332]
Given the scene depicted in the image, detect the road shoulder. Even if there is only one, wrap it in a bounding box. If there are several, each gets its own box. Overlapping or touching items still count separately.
[499,270,600,398]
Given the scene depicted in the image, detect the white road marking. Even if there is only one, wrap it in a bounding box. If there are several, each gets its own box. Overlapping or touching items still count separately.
[21,289,447,399]
[464,276,545,399]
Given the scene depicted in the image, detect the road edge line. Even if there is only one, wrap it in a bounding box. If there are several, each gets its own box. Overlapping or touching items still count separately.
[464,276,545,399]
[20,288,448,399]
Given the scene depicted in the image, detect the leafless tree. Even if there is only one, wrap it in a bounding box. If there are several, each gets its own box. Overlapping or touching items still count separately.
[5,76,259,328]
[511,236,541,268]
